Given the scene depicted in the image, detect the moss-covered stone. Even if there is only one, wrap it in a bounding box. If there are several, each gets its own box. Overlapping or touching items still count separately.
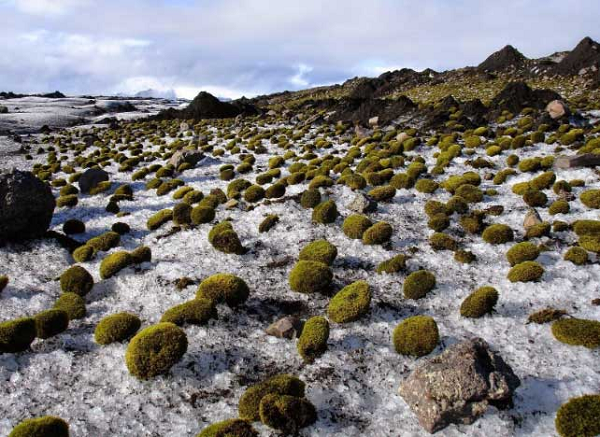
[580,189,600,209]
[95,312,141,345]
[564,247,588,265]
[8,416,69,437]
[73,244,95,263]
[147,209,173,230]
[312,200,338,224]
[393,315,439,357]
[297,315,329,363]
[523,189,547,207]
[100,251,133,279]
[208,222,244,254]
[376,254,408,274]
[87,231,120,252]
[368,185,396,202]
[403,270,436,299]
[196,273,250,307]
[299,240,337,265]
[53,293,86,320]
[455,184,483,203]
[289,261,332,294]
[429,232,458,251]
[342,215,372,239]
[244,185,265,203]
[125,322,188,379]
[327,280,371,323]
[552,318,600,349]
[460,286,499,318]
[482,223,514,244]
[362,221,392,245]
[459,211,486,234]
[507,261,544,282]
[238,374,305,421]
[573,220,600,237]
[0,317,36,353]
[259,214,279,233]
[578,235,600,253]
[300,189,321,208]
[130,245,152,264]
[173,202,192,225]
[161,298,217,326]
[506,242,540,266]
[63,219,85,235]
[60,265,94,296]
[259,394,317,434]
[34,309,69,339]
[527,307,567,324]
[415,179,439,194]
[555,394,600,437]
[428,213,450,232]
[196,419,258,437]
[191,205,215,225]
[56,195,78,208]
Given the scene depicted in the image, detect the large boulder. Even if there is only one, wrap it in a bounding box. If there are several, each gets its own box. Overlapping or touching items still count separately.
[0,169,55,241]
[78,168,109,194]
[168,149,204,170]
[398,337,520,434]
[490,81,561,114]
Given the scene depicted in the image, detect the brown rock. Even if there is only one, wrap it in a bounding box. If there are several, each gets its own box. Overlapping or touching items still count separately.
[523,208,542,230]
[545,100,569,119]
[554,154,600,169]
[266,316,303,339]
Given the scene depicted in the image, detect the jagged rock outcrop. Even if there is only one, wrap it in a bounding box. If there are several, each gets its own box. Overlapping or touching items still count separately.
[478,45,527,72]
[154,91,259,121]
[490,81,561,113]
[554,37,600,79]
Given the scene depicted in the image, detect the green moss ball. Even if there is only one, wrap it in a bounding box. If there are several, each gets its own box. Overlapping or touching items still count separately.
[482,224,514,244]
[300,189,321,208]
[342,215,373,240]
[0,275,8,293]
[393,315,439,357]
[507,261,544,282]
[327,280,371,323]
[506,242,540,266]
[99,251,133,279]
[244,185,265,203]
[87,231,120,252]
[362,221,393,245]
[555,395,600,437]
[368,185,396,202]
[34,309,69,339]
[8,416,69,437]
[376,254,408,274]
[460,286,499,318]
[238,374,305,421]
[60,265,94,296]
[196,419,258,437]
[289,261,332,294]
[428,213,450,232]
[173,202,192,225]
[94,312,141,345]
[130,245,152,264]
[0,317,36,353]
[299,239,338,265]
[73,244,95,263]
[564,247,588,265]
[53,293,86,320]
[147,209,173,230]
[297,315,329,363]
[125,322,188,379]
[429,232,458,251]
[208,222,244,255]
[312,200,338,224]
[196,273,250,307]
[191,206,215,225]
[259,394,317,434]
[455,184,483,203]
[161,298,217,326]
[580,189,600,209]
[551,318,600,349]
[403,270,436,299]
[549,200,570,215]
[454,249,476,264]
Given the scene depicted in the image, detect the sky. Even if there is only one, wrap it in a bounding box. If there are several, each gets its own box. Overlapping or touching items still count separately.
[0,0,599,99]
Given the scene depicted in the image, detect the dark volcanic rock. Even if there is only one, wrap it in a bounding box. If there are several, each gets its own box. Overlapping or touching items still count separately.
[0,169,55,241]
[478,45,527,72]
[490,81,561,114]
[155,91,259,121]
[555,37,600,78]
[328,95,416,126]
[399,337,520,434]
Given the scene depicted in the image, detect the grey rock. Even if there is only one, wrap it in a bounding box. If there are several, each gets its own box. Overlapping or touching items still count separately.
[398,337,520,434]
[266,316,303,339]
[168,149,204,170]
[0,169,55,241]
[78,168,109,194]
[554,153,600,169]
[347,193,377,214]
[523,208,542,230]
[224,199,239,210]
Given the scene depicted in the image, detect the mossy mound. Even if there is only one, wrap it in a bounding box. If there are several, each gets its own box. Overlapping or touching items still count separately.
[429,232,458,251]
[523,189,547,207]
[191,205,215,225]
[549,200,570,215]
[100,251,133,279]
[327,280,371,323]
[130,245,152,264]
[482,224,514,244]
[312,200,338,224]
[244,185,265,203]
[460,286,499,318]
[564,247,588,265]
[506,242,540,266]
[368,185,396,202]
[297,316,329,363]
[60,265,94,296]
[454,249,476,263]
[53,293,86,320]
[362,221,393,245]
[173,202,192,225]
[196,419,257,437]
[551,318,600,349]
[239,374,306,421]
[161,298,217,326]
[573,220,600,237]
[507,261,544,282]
[300,189,321,208]
[342,215,373,239]
[527,308,567,324]
[0,275,8,293]
[403,270,436,299]
[125,322,188,379]
[578,235,600,253]
[147,209,173,230]
[259,394,317,434]
[73,244,95,263]
[580,189,600,209]
[428,213,450,232]
[63,219,85,234]
[289,261,332,294]
[94,312,141,345]
[0,317,36,353]
[555,394,600,437]
[34,309,69,339]
[8,416,69,437]
[376,254,408,274]
[525,222,551,239]
[208,222,245,255]
[393,315,439,357]
[299,239,338,266]
[258,214,279,233]
[196,273,250,307]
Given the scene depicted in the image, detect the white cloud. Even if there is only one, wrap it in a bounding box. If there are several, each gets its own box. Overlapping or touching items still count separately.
[289,64,313,87]
[12,0,89,15]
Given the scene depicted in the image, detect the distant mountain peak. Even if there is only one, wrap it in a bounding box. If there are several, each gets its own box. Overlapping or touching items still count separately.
[555,36,600,77]
[478,45,527,72]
